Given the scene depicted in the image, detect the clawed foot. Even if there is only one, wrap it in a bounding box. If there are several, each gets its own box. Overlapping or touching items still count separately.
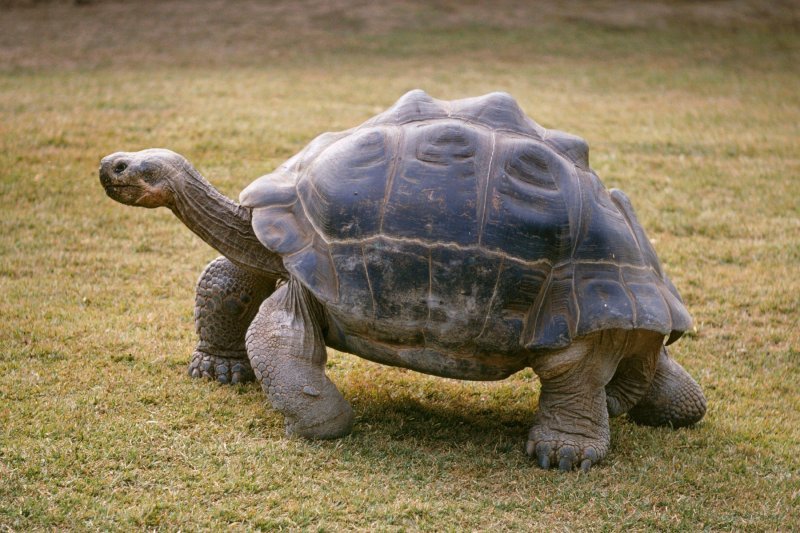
[526,425,608,472]
[188,351,255,384]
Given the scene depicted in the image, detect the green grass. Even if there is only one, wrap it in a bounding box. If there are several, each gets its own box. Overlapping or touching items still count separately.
[1,1,799,530]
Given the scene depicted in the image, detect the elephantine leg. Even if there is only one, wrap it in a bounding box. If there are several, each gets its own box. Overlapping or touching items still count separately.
[526,331,666,471]
[627,347,706,427]
[189,257,276,384]
[527,332,622,472]
[246,279,353,439]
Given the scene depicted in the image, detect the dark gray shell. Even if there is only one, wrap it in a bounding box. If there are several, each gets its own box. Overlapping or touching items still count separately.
[240,90,691,350]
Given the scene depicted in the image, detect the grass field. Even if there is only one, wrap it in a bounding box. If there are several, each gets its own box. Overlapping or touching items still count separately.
[1,0,799,530]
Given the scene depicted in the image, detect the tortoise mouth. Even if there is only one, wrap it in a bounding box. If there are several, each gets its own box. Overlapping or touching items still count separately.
[101,179,147,205]
[100,161,142,203]
[104,183,134,190]
[99,165,122,188]
[103,184,138,196]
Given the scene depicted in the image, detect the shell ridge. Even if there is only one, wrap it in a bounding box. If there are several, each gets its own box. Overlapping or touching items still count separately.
[423,249,433,346]
[377,126,404,234]
[567,165,585,260]
[525,267,555,348]
[571,256,580,339]
[609,189,666,277]
[360,243,378,320]
[323,233,556,269]
[283,238,314,257]
[477,130,497,246]
[653,273,673,332]
[608,189,649,267]
[618,264,639,327]
[606,188,647,330]
[656,284,677,333]
[295,178,330,245]
[521,151,584,349]
[476,255,506,341]
[290,180,340,301]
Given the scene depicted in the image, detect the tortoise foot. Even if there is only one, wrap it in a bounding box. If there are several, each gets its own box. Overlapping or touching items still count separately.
[188,350,255,384]
[628,349,706,428]
[526,425,608,472]
[284,393,355,440]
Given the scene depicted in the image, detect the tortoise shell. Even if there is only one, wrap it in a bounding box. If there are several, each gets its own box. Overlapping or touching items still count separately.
[239,90,691,351]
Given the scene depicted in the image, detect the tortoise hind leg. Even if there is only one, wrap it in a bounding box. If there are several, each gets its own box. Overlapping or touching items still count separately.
[604,334,662,418]
[527,330,664,471]
[189,257,276,384]
[627,347,706,427]
[527,332,622,472]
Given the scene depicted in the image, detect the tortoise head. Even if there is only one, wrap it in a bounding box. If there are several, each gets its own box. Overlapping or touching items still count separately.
[99,148,188,208]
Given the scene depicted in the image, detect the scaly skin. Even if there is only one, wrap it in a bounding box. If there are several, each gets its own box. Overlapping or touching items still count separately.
[246,279,353,439]
[189,256,276,384]
[527,330,664,472]
[527,335,615,472]
[628,347,706,427]
[605,337,661,417]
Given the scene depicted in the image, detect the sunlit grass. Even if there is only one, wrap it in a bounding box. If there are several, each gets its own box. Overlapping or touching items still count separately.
[1,1,798,530]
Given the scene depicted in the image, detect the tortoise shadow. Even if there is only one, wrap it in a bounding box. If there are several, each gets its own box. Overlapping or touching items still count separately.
[347,392,534,455]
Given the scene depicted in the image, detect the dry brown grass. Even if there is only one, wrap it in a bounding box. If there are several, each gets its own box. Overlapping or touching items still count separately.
[1,1,799,530]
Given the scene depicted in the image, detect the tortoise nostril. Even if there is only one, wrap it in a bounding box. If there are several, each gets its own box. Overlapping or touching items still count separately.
[114,162,128,174]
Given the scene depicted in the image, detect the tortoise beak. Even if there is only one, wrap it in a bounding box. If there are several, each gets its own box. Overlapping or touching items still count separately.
[99,152,144,205]
[98,162,113,189]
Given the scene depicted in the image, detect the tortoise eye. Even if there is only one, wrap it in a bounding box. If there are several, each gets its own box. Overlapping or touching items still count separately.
[114,162,128,174]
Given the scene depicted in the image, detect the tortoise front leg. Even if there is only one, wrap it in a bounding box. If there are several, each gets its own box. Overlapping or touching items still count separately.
[189,257,276,384]
[246,279,354,439]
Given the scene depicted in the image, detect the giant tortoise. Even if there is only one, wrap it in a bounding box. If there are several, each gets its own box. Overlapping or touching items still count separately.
[99,90,706,471]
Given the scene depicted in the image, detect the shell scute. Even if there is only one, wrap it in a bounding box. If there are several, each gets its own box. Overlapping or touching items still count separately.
[574,263,635,333]
[363,239,429,325]
[328,242,373,322]
[622,266,673,332]
[450,92,543,137]
[425,248,501,348]
[366,89,448,126]
[481,136,572,262]
[282,235,338,302]
[299,127,395,241]
[251,201,308,256]
[524,264,579,349]
[609,189,662,273]
[382,121,486,244]
[475,259,549,352]
[573,178,646,266]
[498,259,550,315]
[544,129,590,169]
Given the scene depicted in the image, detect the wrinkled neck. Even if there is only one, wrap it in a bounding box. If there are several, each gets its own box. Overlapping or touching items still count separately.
[169,167,287,279]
